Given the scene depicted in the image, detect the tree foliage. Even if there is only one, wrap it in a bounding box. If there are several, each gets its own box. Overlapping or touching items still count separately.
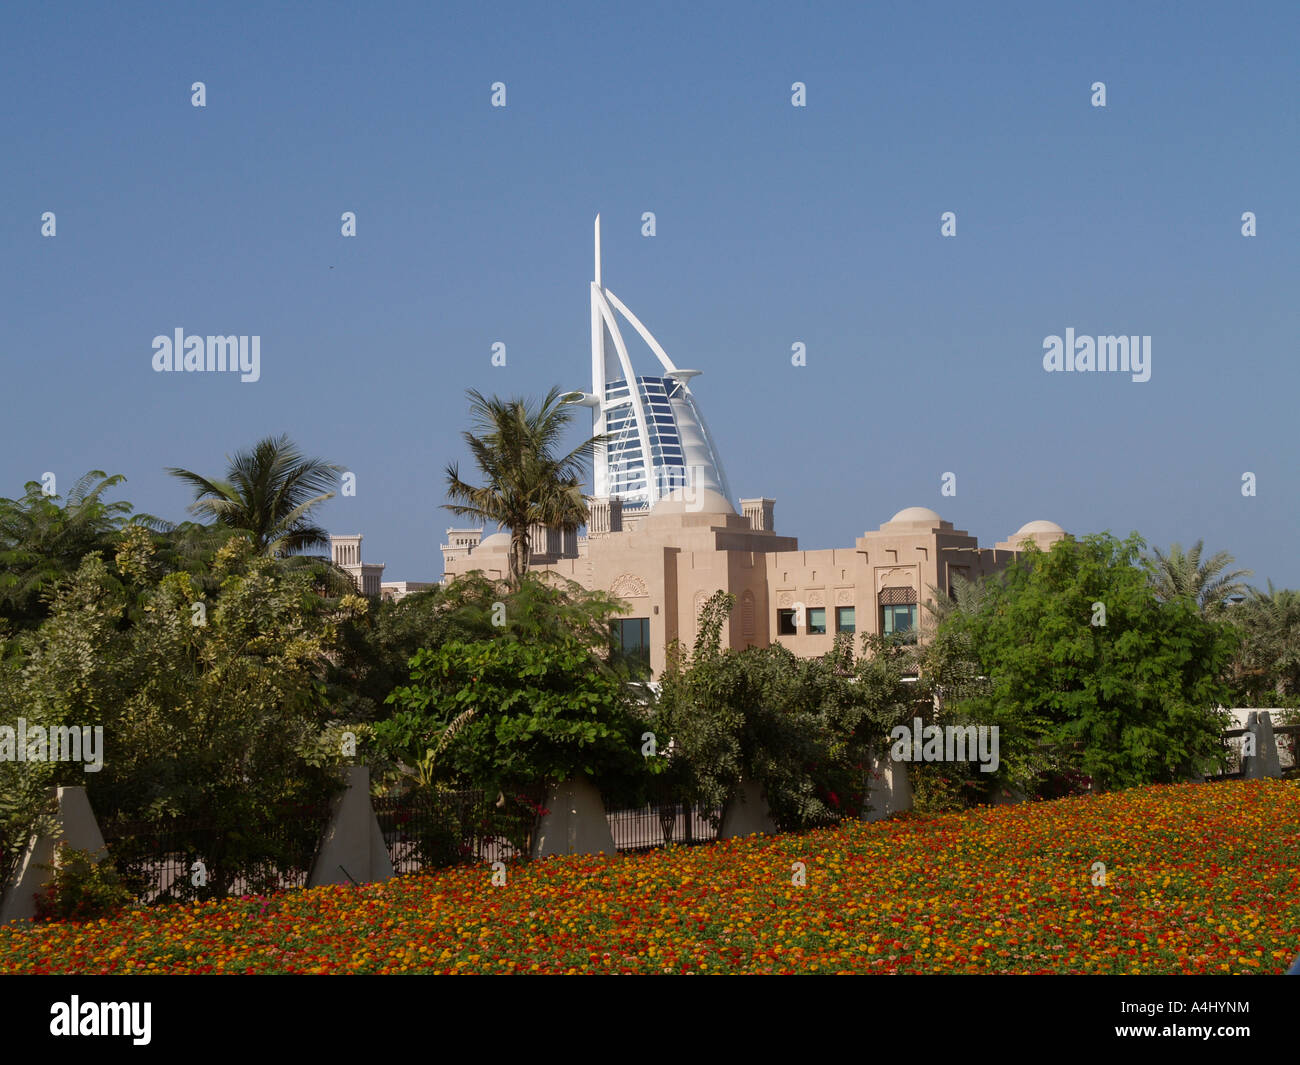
[653,592,919,828]
[0,534,356,896]
[1143,540,1252,614]
[375,572,646,811]
[0,472,134,632]
[937,533,1237,793]
[1224,581,1300,706]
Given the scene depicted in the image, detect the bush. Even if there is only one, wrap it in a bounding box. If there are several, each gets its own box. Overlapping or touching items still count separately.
[34,844,133,923]
[379,634,647,806]
[933,533,1237,793]
[654,595,913,830]
[908,764,974,814]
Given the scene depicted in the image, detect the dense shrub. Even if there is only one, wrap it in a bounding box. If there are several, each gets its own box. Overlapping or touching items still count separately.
[33,845,133,923]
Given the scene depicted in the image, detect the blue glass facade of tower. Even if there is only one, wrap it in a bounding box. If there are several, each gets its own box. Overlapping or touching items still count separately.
[603,376,691,507]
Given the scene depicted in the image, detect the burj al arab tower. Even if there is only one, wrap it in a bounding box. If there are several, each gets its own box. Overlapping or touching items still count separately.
[567,216,733,512]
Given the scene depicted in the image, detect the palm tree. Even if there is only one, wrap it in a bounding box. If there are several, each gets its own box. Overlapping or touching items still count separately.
[920,572,991,705]
[444,388,606,589]
[166,435,342,557]
[1229,581,1300,701]
[1143,540,1252,614]
[0,471,133,628]
[924,571,991,629]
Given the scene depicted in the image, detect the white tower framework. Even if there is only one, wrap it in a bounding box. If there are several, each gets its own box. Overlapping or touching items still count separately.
[574,215,733,510]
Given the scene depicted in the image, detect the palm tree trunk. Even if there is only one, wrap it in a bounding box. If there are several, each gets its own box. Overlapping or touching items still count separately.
[509,534,529,590]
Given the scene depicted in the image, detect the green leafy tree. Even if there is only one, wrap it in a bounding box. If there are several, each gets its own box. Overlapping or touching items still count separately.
[942,533,1237,793]
[373,571,648,840]
[0,533,356,899]
[378,635,647,815]
[924,571,993,630]
[336,571,639,725]
[653,592,909,827]
[444,388,606,589]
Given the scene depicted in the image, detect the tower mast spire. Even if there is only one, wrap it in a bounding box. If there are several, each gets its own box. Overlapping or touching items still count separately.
[593,213,602,287]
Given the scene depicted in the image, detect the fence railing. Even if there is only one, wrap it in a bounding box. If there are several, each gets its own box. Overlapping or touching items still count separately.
[90,788,727,906]
[99,802,332,905]
[39,720,1298,908]
[605,801,723,852]
[372,789,530,872]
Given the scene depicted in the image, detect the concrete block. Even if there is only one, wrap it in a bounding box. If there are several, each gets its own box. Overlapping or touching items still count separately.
[719,778,777,838]
[864,750,913,822]
[1243,711,1283,780]
[308,766,394,887]
[530,776,615,859]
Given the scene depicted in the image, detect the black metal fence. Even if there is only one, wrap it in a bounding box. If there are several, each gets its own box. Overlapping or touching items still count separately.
[87,787,728,906]
[372,788,531,872]
[99,802,332,905]
[605,800,723,852]
[31,725,1300,909]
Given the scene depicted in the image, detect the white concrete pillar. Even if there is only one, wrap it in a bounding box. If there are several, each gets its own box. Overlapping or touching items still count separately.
[864,749,913,822]
[0,786,107,925]
[1243,711,1283,779]
[530,777,615,858]
[719,778,777,838]
[308,766,394,887]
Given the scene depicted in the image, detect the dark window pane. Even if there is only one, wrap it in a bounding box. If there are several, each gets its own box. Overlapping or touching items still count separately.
[611,617,651,668]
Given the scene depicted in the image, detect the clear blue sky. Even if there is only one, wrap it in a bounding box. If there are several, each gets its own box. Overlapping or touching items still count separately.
[3,1,1297,586]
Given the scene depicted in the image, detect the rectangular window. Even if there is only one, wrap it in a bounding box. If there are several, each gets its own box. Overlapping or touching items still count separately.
[611,617,651,669]
[807,607,827,635]
[777,608,797,635]
[881,604,917,635]
[836,606,856,633]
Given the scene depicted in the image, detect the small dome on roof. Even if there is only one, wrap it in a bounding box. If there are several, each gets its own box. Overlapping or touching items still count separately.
[649,488,736,517]
[888,506,942,524]
[1014,520,1065,536]
[476,532,512,552]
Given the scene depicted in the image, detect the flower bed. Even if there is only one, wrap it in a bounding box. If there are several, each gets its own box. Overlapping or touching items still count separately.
[3,778,1298,974]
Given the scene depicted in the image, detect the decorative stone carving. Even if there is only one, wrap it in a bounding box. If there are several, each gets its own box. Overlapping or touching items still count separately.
[777,591,794,608]
[741,590,755,636]
[835,588,854,606]
[609,573,648,599]
[804,591,825,608]
[876,567,918,592]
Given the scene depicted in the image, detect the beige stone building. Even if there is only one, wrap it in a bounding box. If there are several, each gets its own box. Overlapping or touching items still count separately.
[329,534,438,602]
[441,492,1066,676]
[331,535,385,597]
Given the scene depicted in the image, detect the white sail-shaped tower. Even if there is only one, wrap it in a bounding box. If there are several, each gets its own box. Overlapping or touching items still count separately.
[572,215,733,511]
